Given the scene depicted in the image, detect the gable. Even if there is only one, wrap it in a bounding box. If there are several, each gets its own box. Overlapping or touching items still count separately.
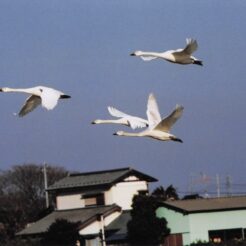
[47,167,157,192]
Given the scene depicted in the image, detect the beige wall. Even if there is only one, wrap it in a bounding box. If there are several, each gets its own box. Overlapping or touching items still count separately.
[106,180,148,210]
[56,193,85,210]
[56,176,148,210]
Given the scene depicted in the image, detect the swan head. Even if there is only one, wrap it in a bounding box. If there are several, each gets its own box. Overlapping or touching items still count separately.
[130,51,142,56]
[193,60,203,66]
[0,87,10,92]
[170,136,183,143]
[60,94,71,99]
[113,131,124,136]
[91,119,102,124]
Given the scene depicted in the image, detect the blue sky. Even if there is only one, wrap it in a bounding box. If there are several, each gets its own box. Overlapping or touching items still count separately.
[0,1,246,196]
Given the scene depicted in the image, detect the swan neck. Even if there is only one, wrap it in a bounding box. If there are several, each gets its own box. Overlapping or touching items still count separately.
[141,51,163,57]
[121,131,142,137]
[2,87,31,93]
[96,119,119,124]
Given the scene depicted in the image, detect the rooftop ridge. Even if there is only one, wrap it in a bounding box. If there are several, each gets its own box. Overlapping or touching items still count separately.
[69,167,132,177]
[168,195,246,203]
[54,203,119,213]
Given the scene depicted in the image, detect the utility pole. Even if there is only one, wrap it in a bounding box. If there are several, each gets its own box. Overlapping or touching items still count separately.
[226,175,232,197]
[100,214,106,246]
[43,163,49,208]
[189,173,194,194]
[216,174,220,198]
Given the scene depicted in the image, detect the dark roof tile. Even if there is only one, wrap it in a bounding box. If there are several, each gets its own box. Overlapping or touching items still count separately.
[17,205,121,236]
[47,167,157,191]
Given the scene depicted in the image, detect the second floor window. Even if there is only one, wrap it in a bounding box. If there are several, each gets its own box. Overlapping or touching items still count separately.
[83,193,105,207]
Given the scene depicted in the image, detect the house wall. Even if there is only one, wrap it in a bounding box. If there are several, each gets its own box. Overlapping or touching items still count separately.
[56,176,148,210]
[156,207,190,245]
[56,193,85,210]
[188,210,246,244]
[79,211,121,235]
[105,179,148,210]
[156,207,246,246]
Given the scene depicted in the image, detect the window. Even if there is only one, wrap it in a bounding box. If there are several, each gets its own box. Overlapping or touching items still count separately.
[138,190,148,195]
[209,228,244,244]
[83,193,105,207]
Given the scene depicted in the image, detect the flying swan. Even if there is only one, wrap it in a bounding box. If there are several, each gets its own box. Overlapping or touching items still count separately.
[92,106,148,129]
[0,86,71,117]
[131,38,202,66]
[114,93,184,142]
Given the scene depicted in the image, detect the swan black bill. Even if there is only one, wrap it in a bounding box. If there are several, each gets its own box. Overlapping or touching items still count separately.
[130,53,136,56]
[170,136,183,143]
[194,60,203,66]
[60,95,71,99]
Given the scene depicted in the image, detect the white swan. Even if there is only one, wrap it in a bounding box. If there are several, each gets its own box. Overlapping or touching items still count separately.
[0,86,71,117]
[114,93,184,142]
[92,106,148,129]
[131,38,203,66]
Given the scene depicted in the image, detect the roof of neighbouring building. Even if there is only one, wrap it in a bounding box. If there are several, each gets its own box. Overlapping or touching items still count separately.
[16,204,121,236]
[47,167,157,191]
[160,196,246,214]
[106,210,131,243]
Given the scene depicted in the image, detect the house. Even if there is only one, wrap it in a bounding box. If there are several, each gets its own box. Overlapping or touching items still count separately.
[106,210,131,245]
[156,196,246,246]
[17,167,157,245]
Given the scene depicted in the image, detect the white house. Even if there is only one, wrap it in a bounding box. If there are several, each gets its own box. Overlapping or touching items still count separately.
[156,196,246,246]
[17,167,157,246]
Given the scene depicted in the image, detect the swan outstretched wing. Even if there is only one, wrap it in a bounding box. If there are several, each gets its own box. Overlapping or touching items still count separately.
[128,118,148,129]
[108,106,148,129]
[108,106,129,118]
[146,93,161,129]
[19,95,41,117]
[183,38,198,55]
[154,105,184,132]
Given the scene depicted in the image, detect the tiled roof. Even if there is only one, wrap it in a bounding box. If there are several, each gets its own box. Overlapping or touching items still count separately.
[47,167,157,191]
[17,204,120,236]
[161,196,246,214]
[106,210,131,242]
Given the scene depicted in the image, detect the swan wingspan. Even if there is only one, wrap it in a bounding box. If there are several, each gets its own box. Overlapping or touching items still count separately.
[19,95,41,117]
[154,105,184,132]
[108,106,147,129]
[146,93,162,128]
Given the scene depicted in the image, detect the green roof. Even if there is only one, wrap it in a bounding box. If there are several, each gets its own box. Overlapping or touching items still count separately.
[47,167,157,191]
[17,204,120,236]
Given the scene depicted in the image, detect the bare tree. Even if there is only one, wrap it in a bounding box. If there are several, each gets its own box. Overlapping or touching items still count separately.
[0,163,69,243]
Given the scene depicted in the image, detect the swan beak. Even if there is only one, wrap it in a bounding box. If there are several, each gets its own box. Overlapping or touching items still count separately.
[113,132,117,135]
[170,136,183,143]
[60,95,71,99]
[130,53,136,56]
[0,88,3,92]
[91,121,96,124]
[194,60,203,66]
[174,138,183,143]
